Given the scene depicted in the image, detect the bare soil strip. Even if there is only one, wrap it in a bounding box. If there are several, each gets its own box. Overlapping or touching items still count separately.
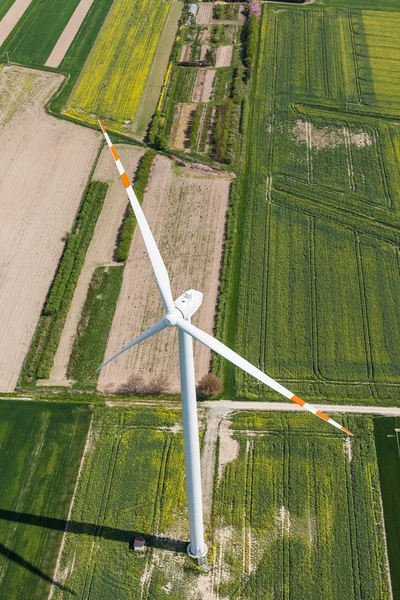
[45,0,96,68]
[215,45,233,68]
[39,145,144,387]
[193,68,215,102]
[98,156,232,394]
[0,66,100,392]
[169,102,195,150]
[0,0,33,46]
[179,44,191,62]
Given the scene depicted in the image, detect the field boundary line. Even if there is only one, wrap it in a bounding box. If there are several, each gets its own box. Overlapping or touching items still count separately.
[49,413,94,599]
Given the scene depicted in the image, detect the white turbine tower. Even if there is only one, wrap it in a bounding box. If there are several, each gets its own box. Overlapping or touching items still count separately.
[89,121,353,559]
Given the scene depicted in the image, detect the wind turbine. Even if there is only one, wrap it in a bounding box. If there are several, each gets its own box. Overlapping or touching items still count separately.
[89,121,353,559]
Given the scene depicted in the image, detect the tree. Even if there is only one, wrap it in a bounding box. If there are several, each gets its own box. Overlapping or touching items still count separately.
[196,373,223,399]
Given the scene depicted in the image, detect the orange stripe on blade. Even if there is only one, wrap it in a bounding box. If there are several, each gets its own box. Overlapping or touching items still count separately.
[121,172,130,188]
[291,394,306,407]
[316,410,330,422]
[341,426,354,436]
[98,119,106,133]
[111,145,119,161]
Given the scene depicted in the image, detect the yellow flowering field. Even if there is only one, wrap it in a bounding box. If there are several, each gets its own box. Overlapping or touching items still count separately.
[64,0,172,135]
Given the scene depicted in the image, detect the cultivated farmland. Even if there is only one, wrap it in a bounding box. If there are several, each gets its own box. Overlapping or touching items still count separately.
[221,5,400,404]
[0,0,83,64]
[45,407,391,599]
[64,0,183,137]
[98,156,232,394]
[0,66,100,392]
[0,400,91,599]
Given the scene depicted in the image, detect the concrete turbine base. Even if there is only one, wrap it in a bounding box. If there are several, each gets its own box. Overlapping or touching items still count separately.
[187,542,208,559]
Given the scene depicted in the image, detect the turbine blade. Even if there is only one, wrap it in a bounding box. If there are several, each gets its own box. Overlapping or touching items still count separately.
[99,121,175,314]
[85,318,167,380]
[176,320,353,436]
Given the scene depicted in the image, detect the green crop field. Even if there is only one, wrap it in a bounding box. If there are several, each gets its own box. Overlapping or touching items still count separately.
[0,0,83,66]
[50,406,197,599]
[213,413,391,599]
[0,400,91,599]
[220,5,400,404]
[39,407,391,599]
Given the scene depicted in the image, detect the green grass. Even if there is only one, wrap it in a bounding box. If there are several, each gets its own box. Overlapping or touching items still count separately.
[374,417,400,599]
[0,400,91,599]
[0,0,82,66]
[214,413,391,599]
[217,4,400,404]
[68,266,125,385]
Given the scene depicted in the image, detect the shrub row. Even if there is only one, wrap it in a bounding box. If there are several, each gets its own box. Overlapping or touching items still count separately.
[24,181,108,381]
[190,104,203,150]
[213,4,238,20]
[116,150,156,262]
[244,13,259,73]
[213,97,233,162]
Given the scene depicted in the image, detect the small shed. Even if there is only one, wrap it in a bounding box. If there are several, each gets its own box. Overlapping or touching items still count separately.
[130,536,145,551]
[187,3,198,22]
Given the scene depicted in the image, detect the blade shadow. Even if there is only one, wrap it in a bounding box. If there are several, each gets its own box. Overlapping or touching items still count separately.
[0,541,75,595]
[0,509,188,553]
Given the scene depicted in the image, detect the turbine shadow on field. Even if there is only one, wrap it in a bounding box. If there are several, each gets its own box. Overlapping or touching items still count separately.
[0,541,75,595]
[0,509,187,554]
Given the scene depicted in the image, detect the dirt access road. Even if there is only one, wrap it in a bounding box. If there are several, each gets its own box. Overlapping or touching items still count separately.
[0,66,100,391]
[98,156,232,394]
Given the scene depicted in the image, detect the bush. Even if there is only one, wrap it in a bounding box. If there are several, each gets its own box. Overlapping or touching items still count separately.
[196,373,223,398]
[143,374,171,395]
[119,374,146,394]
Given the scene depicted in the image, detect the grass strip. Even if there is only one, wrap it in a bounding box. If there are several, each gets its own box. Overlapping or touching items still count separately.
[68,266,124,386]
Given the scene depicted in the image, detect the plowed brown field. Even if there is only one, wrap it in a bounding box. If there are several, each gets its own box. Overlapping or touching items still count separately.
[98,156,231,393]
[0,66,100,391]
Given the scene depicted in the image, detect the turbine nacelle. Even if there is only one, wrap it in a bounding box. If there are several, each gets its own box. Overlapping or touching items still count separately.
[163,290,203,326]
